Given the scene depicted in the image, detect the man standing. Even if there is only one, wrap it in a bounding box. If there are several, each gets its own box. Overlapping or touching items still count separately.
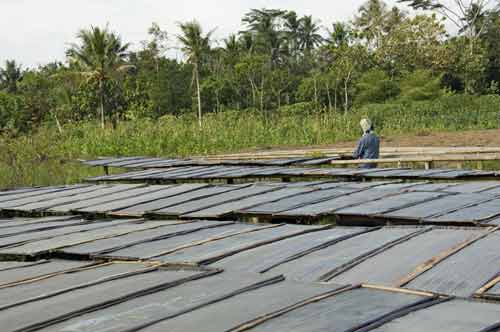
[352,118,380,169]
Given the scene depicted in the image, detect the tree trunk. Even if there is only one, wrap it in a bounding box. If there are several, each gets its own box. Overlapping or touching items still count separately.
[249,79,256,108]
[344,79,349,113]
[313,76,318,110]
[260,78,265,113]
[326,81,332,112]
[195,66,202,128]
[334,83,338,111]
[99,80,105,129]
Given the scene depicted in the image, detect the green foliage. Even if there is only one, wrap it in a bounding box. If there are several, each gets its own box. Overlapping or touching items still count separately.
[355,69,399,105]
[398,69,445,101]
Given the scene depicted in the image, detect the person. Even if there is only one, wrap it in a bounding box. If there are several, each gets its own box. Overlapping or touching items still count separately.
[352,118,380,169]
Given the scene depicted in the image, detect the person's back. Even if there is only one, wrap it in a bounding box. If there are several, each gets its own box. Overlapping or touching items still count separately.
[353,119,380,169]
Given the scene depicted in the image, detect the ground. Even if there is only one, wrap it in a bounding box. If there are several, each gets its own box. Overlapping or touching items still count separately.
[252,129,500,152]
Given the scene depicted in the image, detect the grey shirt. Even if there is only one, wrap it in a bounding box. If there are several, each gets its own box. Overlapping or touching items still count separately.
[353,132,380,169]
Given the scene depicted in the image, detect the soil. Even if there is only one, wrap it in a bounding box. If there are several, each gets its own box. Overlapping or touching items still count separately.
[252,129,500,152]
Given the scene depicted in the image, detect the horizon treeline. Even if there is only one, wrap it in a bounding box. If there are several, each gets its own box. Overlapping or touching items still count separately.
[1,0,500,134]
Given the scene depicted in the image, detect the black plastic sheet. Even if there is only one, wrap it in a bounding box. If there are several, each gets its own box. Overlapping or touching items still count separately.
[241,287,427,332]
[153,185,280,217]
[264,227,421,282]
[336,192,446,217]
[60,220,231,256]
[30,272,280,332]
[111,185,243,216]
[330,228,486,286]
[0,262,152,309]
[96,223,264,260]
[212,227,370,274]
[369,299,500,332]
[0,268,203,332]
[182,187,310,218]
[1,220,180,257]
[152,224,320,265]
[138,280,346,332]
[406,231,500,297]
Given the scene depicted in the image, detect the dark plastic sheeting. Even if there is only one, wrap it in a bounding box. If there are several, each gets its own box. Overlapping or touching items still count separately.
[265,227,420,282]
[0,219,132,250]
[112,185,243,216]
[406,231,500,297]
[336,192,446,217]
[47,186,168,212]
[152,224,320,264]
[74,184,209,213]
[0,260,48,272]
[383,193,491,220]
[426,199,500,223]
[370,299,500,332]
[444,182,500,193]
[407,183,460,192]
[0,218,89,237]
[243,287,426,332]
[182,187,311,218]
[153,185,279,216]
[0,268,201,332]
[276,188,400,217]
[330,228,487,286]
[0,260,89,286]
[60,220,231,256]
[32,272,280,332]
[96,223,264,260]
[1,220,181,256]
[0,263,153,310]
[0,186,81,203]
[240,188,358,215]
[139,280,346,332]
[0,216,82,228]
[212,227,369,274]
[83,156,143,166]
[0,185,95,209]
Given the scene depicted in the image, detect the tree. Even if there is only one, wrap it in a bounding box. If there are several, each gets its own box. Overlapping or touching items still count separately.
[177,20,213,128]
[241,9,287,67]
[0,60,23,94]
[326,22,353,48]
[354,0,390,49]
[298,16,324,53]
[398,0,500,93]
[355,69,400,105]
[399,69,445,100]
[66,26,131,128]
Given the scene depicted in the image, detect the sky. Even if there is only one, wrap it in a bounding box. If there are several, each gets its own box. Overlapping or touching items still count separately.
[0,0,405,68]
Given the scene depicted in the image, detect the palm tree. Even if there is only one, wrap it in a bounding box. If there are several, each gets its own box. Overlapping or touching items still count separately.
[298,16,324,53]
[177,20,213,128]
[327,22,353,48]
[354,0,389,49]
[0,60,22,93]
[284,11,301,58]
[242,9,287,66]
[66,26,131,128]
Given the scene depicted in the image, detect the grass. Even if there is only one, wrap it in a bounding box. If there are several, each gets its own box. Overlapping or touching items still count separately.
[1,94,500,188]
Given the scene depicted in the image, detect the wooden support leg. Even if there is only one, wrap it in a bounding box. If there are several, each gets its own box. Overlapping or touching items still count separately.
[103,166,109,175]
[424,161,433,170]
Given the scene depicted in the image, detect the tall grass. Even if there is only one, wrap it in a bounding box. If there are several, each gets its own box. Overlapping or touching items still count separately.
[1,94,500,188]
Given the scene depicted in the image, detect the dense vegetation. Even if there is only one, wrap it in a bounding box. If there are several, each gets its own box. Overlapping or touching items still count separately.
[1,0,500,187]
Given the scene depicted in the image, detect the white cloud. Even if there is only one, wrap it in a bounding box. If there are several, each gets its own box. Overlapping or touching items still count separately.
[1,0,404,68]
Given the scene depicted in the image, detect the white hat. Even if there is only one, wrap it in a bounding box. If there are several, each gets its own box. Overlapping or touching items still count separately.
[360,118,372,133]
